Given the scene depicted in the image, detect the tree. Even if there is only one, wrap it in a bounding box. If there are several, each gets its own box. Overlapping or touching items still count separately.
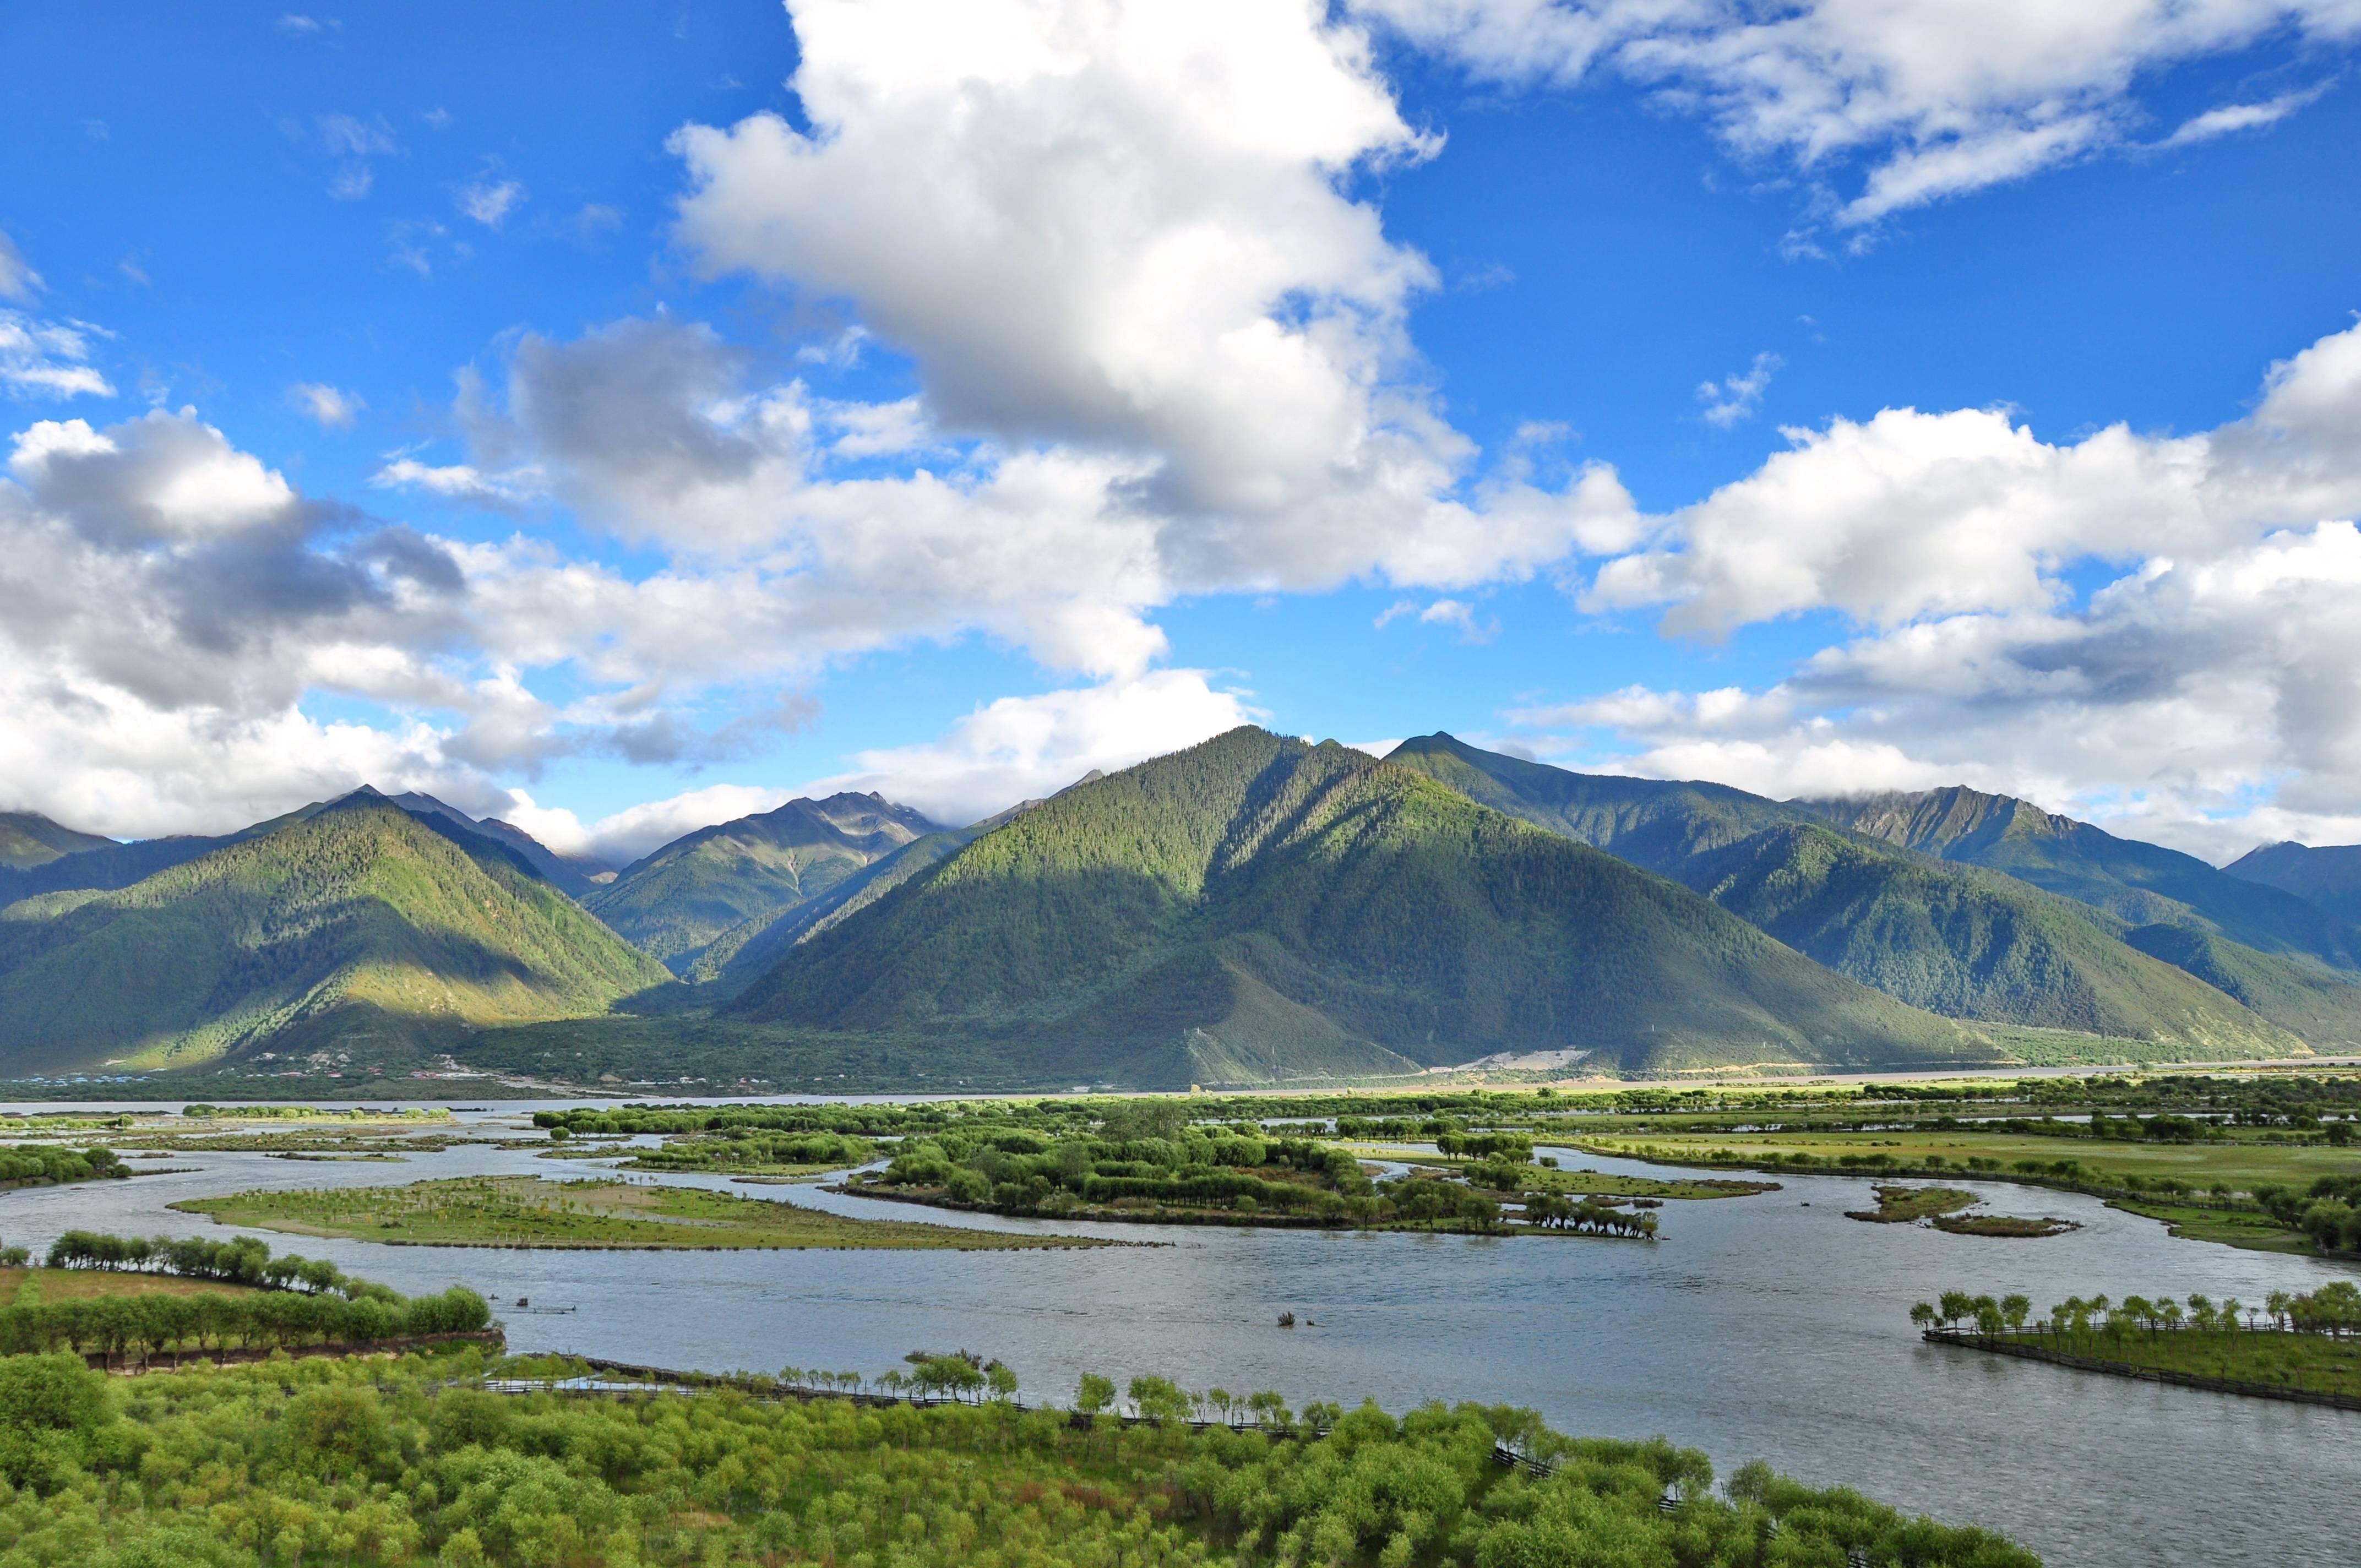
[1074,1373,1116,1419]
[987,1363,1019,1403]
[2000,1294,2030,1333]
[1938,1291,1975,1331]
[1125,1375,1188,1426]
[1909,1302,1936,1332]
[2266,1291,2293,1331]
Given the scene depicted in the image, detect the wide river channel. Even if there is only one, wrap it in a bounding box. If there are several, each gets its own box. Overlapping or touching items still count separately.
[6,1102,2354,1567]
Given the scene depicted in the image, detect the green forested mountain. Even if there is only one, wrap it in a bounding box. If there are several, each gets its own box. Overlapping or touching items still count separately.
[0,812,113,871]
[731,728,1997,1085]
[1797,787,2361,971]
[388,792,613,899]
[1384,733,2333,1055]
[690,825,977,992]
[588,793,939,973]
[2225,841,2361,925]
[0,792,670,1072]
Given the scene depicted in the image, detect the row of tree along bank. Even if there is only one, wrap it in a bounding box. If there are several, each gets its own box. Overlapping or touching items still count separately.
[10,1229,494,1368]
[1909,1282,2361,1407]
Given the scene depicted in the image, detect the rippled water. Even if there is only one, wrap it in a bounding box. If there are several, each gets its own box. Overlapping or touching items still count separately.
[8,1109,2357,1567]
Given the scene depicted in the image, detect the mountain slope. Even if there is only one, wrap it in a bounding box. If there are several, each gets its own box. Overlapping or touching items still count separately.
[1383,734,2314,1057]
[689,826,976,993]
[0,792,671,1072]
[2224,841,2361,925]
[1798,787,2361,971]
[588,793,939,973]
[731,728,1999,1085]
[0,813,113,872]
[388,793,614,899]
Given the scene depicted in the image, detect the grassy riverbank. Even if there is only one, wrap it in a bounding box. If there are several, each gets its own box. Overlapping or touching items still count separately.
[1566,1125,2352,1192]
[0,1266,265,1305]
[1932,1327,2361,1403]
[174,1176,1112,1250]
[2107,1197,2318,1252]
[0,1346,2042,1567]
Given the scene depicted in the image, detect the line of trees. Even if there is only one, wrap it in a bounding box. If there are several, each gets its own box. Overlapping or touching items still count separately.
[1521,1193,1659,1238]
[0,1283,492,1365]
[1911,1281,2361,1338]
[46,1229,360,1295]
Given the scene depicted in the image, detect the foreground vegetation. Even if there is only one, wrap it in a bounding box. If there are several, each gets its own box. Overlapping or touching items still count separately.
[173,1177,1108,1251]
[0,1347,2041,1567]
[1911,1282,2361,1403]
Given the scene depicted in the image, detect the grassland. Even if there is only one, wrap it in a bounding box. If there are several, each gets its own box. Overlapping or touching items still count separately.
[2108,1198,2317,1253]
[0,1266,266,1304]
[173,1176,1113,1251]
[1944,1328,2361,1403]
[1564,1125,2355,1193]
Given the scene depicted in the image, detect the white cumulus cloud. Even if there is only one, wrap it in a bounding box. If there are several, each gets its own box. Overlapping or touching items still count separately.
[1352,1,2360,228]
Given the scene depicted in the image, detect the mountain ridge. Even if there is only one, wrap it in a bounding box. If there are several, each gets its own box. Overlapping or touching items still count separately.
[1382,733,2335,1055]
[2224,840,2361,926]
[0,793,671,1073]
[730,727,2000,1085]
[1797,785,2361,972]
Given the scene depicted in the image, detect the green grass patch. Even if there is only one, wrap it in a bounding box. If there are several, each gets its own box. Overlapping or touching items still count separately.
[1930,1213,2079,1238]
[2109,1198,2317,1254]
[173,1176,1113,1251]
[1970,1327,2361,1401]
[1847,1185,1979,1223]
[1574,1125,2356,1191]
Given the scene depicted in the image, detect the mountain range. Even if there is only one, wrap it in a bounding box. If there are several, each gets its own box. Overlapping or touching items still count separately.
[4,727,2361,1086]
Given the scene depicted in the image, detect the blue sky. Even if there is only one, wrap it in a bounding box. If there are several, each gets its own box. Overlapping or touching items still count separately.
[2,1,2358,864]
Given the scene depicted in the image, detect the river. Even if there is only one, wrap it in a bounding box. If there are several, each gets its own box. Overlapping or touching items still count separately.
[6,1106,2355,1567]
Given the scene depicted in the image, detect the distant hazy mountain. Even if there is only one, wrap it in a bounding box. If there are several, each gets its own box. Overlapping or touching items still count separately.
[1385,734,2339,1055]
[730,727,1998,1086]
[0,791,670,1074]
[1796,787,2361,972]
[588,793,940,973]
[387,792,614,900]
[0,822,260,904]
[0,812,113,871]
[2224,841,2361,926]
